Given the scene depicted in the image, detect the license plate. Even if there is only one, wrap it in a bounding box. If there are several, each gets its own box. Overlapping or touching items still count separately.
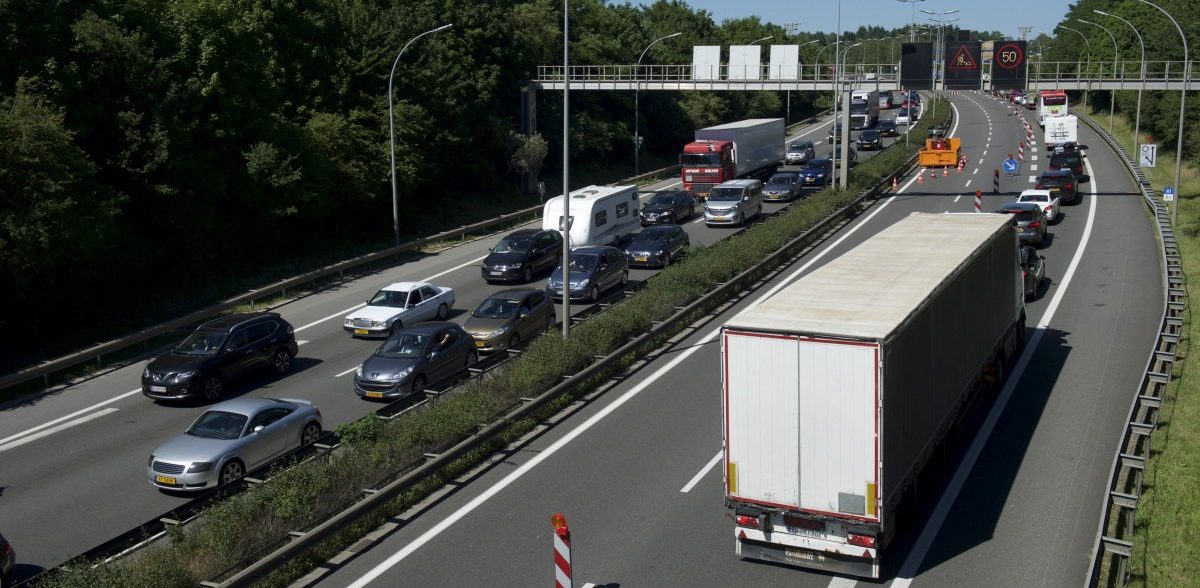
[149,385,167,393]
[155,475,176,485]
[787,526,822,538]
[475,340,485,348]
[634,256,648,262]
[712,215,728,221]
[366,391,384,399]
[354,329,369,335]
[489,271,503,276]
[785,549,820,562]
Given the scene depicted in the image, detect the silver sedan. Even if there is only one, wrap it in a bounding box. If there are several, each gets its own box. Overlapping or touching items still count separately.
[147,397,322,491]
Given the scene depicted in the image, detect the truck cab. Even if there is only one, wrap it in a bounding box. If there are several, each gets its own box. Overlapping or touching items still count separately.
[680,140,733,200]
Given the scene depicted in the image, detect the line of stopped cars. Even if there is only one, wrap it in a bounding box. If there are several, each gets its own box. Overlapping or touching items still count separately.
[996,141,1089,301]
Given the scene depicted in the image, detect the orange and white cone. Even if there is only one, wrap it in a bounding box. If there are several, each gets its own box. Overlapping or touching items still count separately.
[892,176,899,190]
[918,172,925,184]
[943,167,949,176]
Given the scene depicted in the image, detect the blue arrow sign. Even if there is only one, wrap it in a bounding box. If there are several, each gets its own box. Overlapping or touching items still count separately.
[1002,157,1019,174]
[1164,186,1175,201]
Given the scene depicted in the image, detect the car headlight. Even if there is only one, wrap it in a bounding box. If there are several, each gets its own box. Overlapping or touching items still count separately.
[143,366,151,378]
[490,325,512,338]
[187,462,213,473]
[168,370,197,383]
[355,364,363,378]
[817,173,826,178]
[572,279,589,288]
[371,320,387,327]
[654,249,666,256]
[344,318,354,326]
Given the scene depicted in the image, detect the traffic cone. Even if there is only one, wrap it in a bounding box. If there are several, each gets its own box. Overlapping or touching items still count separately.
[892,176,899,190]
[957,162,963,173]
[918,173,925,184]
[943,167,949,176]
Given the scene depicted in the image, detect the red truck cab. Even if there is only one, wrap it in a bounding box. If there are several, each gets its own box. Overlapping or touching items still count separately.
[680,140,734,200]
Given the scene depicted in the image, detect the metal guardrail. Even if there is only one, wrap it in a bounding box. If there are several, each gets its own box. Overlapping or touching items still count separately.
[1077,109,1182,587]
[0,108,839,398]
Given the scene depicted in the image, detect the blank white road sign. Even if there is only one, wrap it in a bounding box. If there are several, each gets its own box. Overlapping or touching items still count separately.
[1141,143,1157,168]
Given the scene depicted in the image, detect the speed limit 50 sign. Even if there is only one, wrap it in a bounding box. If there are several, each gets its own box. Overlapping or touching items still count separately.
[991,40,1027,89]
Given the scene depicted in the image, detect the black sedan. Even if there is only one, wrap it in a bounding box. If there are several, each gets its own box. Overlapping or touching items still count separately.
[1035,169,1081,205]
[625,225,689,268]
[856,129,883,151]
[142,313,298,402]
[481,229,563,283]
[640,190,697,226]
[798,158,833,187]
[353,322,478,399]
[877,119,898,137]
[1021,245,1046,300]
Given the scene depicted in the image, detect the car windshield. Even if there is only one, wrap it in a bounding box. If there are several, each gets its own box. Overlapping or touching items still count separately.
[1039,176,1068,186]
[708,187,743,201]
[175,331,228,356]
[473,297,521,319]
[788,142,811,151]
[804,161,828,171]
[634,228,672,243]
[376,333,429,359]
[368,289,408,307]
[766,174,794,186]
[567,254,598,271]
[493,236,531,254]
[1021,194,1049,202]
[647,194,676,207]
[681,153,721,166]
[861,131,879,139]
[187,410,249,440]
[880,120,895,128]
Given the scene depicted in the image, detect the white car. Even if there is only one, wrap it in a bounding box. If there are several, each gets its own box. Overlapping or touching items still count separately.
[343,281,455,337]
[895,110,912,125]
[1017,189,1060,224]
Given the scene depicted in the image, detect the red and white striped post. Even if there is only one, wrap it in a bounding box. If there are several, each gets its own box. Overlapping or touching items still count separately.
[1018,142,1025,162]
[974,189,983,213]
[552,513,572,588]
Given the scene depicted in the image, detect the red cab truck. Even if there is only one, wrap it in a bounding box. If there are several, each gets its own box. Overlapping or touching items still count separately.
[680,118,784,200]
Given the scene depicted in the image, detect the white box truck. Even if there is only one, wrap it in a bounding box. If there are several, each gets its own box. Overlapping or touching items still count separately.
[680,119,785,199]
[542,184,640,248]
[1043,114,1078,149]
[721,212,1026,578]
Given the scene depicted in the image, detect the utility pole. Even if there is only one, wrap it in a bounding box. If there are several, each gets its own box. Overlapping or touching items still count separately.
[1017,26,1033,41]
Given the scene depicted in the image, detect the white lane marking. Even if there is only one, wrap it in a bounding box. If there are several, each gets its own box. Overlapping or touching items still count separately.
[681,450,723,493]
[953,195,962,202]
[692,216,705,224]
[828,578,858,588]
[0,408,120,454]
[1032,155,1038,161]
[1031,164,1038,171]
[1029,176,1037,183]
[893,149,1101,588]
[0,389,140,447]
[296,253,490,334]
[297,340,310,346]
[335,365,359,378]
[973,168,979,175]
[964,181,971,188]
[982,149,988,156]
[345,113,954,588]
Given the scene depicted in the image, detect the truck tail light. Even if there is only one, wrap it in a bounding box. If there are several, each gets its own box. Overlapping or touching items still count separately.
[736,515,760,529]
[1022,270,1028,280]
[847,533,876,548]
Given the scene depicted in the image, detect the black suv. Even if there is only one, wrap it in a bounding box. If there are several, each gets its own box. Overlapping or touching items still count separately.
[481,229,563,283]
[1035,169,1081,205]
[1048,146,1087,181]
[142,312,299,402]
[877,119,898,138]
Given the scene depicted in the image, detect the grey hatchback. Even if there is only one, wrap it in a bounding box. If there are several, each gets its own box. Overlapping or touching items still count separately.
[463,289,556,353]
[998,202,1048,247]
[546,246,629,302]
[353,322,478,399]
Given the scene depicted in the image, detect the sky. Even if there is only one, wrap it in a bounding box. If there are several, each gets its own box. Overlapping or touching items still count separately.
[628,0,1073,40]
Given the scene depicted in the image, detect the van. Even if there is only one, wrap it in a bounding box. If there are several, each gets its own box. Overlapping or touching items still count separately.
[542,184,640,248]
[704,179,763,226]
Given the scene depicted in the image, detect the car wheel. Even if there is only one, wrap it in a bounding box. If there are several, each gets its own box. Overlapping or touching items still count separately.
[301,422,321,446]
[689,204,696,219]
[412,375,427,395]
[272,348,293,375]
[202,376,223,402]
[620,270,628,288]
[667,212,676,225]
[509,333,521,349]
[391,320,404,335]
[522,266,533,283]
[663,252,672,267]
[465,350,478,368]
[546,314,557,332]
[219,460,245,486]
[589,285,600,302]
[436,303,449,321]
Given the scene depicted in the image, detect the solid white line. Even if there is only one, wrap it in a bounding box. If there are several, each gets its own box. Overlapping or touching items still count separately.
[892,149,1101,588]
[335,365,359,378]
[692,216,705,224]
[681,450,723,493]
[0,389,140,447]
[297,340,310,346]
[0,408,119,454]
[346,111,952,588]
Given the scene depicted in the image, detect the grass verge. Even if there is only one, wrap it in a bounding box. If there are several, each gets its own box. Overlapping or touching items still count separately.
[34,99,949,588]
[1075,104,1200,586]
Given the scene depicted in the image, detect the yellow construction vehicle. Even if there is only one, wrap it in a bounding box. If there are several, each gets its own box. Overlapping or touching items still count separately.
[918,137,961,167]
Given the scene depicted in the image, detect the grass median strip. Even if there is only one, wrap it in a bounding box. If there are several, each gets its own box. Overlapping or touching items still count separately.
[36,100,949,588]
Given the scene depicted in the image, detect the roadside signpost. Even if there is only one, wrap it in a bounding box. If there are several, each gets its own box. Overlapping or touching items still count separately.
[1164,186,1174,202]
[1141,144,1158,168]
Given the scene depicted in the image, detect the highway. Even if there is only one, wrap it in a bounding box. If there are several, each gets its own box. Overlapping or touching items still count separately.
[0,105,889,578]
[298,93,1164,588]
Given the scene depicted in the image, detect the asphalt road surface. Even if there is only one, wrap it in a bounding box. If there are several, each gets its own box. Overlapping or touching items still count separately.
[301,93,1162,588]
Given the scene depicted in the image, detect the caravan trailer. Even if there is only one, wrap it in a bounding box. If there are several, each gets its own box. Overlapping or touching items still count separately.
[542,185,641,248]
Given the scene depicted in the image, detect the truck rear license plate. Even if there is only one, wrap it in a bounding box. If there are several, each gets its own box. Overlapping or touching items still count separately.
[786,549,819,562]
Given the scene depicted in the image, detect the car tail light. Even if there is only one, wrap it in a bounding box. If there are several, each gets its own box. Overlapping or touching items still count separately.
[1028,221,1042,229]
[1065,183,1073,190]
[1,539,9,556]
[1022,270,1028,279]
[735,515,760,528]
[847,533,877,548]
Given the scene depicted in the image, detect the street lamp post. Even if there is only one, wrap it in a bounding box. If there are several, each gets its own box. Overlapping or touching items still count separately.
[1136,0,1189,227]
[897,0,926,42]
[635,32,681,175]
[1059,25,1092,109]
[792,39,821,123]
[1079,19,1120,132]
[1095,9,1145,156]
[388,23,453,248]
[837,41,863,190]
[922,8,960,91]
[561,0,570,337]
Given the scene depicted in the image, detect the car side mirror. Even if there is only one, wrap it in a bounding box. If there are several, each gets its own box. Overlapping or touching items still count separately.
[253,425,265,434]
[599,264,608,271]
[742,196,750,201]
[519,309,530,318]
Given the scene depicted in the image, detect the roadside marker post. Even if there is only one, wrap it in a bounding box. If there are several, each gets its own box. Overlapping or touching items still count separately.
[993,169,1001,194]
[552,513,572,588]
[974,189,983,213]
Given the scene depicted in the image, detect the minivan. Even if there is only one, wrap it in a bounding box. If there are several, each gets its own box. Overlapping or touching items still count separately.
[705,179,763,227]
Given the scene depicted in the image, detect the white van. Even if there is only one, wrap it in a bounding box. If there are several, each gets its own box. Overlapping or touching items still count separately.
[542,185,640,248]
[704,179,762,226]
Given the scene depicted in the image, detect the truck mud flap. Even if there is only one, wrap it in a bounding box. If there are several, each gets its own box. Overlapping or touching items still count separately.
[736,537,880,579]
